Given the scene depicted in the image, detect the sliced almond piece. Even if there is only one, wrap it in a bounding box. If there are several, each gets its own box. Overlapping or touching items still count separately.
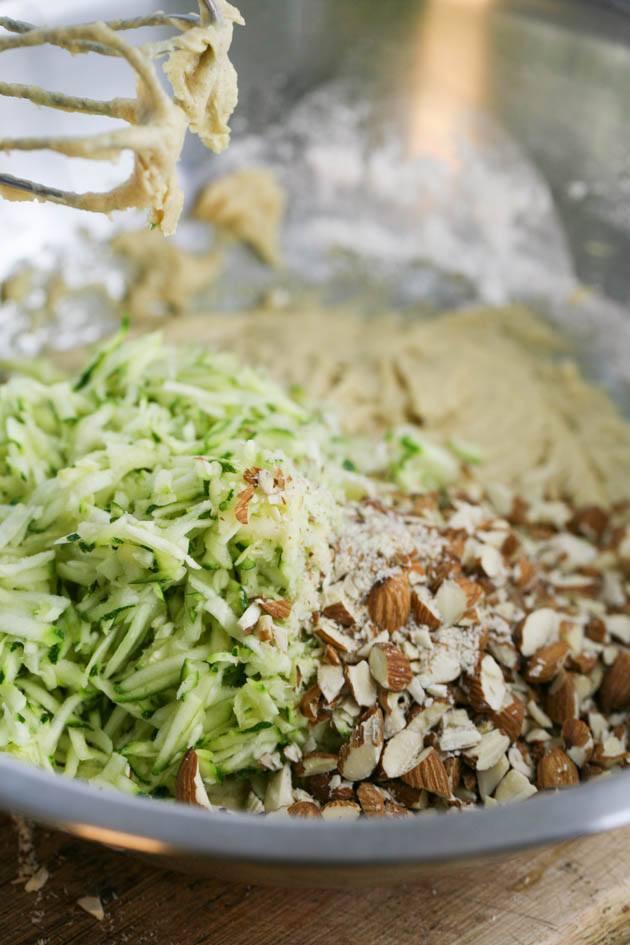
[338,706,384,781]
[176,749,212,809]
[599,650,630,712]
[546,672,579,724]
[562,719,594,768]
[524,640,569,684]
[368,572,411,632]
[317,663,345,704]
[381,726,426,779]
[287,801,322,818]
[294,752,338,778]
[401,746,450,797]
[257,597,292,621]
[345,660,378,707]
[518,608,559,656]
[467,654,506,713]
[321,799,361,821]
[368,642,413,692]
[537,746,579,789]
[465,729,510,771]
[410,591,442,630]
[357,782,387,816]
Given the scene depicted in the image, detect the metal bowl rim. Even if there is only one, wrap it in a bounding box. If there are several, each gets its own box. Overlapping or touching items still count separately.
[1,755,629,866]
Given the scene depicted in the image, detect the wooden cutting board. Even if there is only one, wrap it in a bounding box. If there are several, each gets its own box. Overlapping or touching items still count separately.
[1,815,629,945]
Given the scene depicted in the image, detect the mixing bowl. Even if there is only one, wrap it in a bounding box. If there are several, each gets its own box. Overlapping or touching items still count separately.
[0,0,629,884]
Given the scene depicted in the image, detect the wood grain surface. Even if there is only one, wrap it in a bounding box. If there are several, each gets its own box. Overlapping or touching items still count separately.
[2,816,629,945]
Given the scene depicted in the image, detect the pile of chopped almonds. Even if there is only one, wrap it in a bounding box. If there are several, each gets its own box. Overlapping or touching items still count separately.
[210,486,630,819]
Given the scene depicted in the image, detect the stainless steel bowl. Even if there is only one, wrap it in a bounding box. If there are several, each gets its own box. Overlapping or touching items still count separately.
[1,0,629,884]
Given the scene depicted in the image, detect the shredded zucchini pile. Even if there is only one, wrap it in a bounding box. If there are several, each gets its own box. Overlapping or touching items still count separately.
[0,325,460,797]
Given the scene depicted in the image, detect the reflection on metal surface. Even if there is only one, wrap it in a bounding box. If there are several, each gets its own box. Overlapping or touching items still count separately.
[410,0,492,163]
[69,823,171,855]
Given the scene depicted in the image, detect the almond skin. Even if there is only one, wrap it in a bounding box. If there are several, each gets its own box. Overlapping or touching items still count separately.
[599,650,630,712]
[585,617,607,643]
[299,684,321,724]
[524,640,569,684]
[368,572,411,632]
[338,706,384,781]
[368,641,413,692]
[490,698,526,742]
[234,485,254,524]
[562,718,591,749]
[515,556,537,589]
[402,746,451,797]
[176,749,211,808]
[562,718,594,767]
[546,672,579,724]
[410,592,441,630]
[536,747,579,789]
[323,644,341,666]
[258,598,292,620]
[287,801,322,818]
[568,505,609,544]
[322,602,355,627]
[357,782,386,817]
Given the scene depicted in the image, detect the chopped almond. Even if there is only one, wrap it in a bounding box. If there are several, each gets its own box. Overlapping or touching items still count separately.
[537,746,579,789]
[322,601,355,627]
[234,485,254,524]
[294,752,338,778]
[357,782,387,816]
[176,749,211,809]
[466,654,507,713]
[401,746,450,797]
[287,801,322,818]
[299,684,321,724]
[321,800,361,821]
[258,597,292,620]
[338,707,384,781]
[367,572,411,632]
[410,591,441,630]
[546,672,579,724]
[524,640,569,684]
[368,642,412,692]
[599,650,630,712]
[345,660,378,707]
[562,719,593,768]
[490,698,525,742]
[314,623,356,653]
